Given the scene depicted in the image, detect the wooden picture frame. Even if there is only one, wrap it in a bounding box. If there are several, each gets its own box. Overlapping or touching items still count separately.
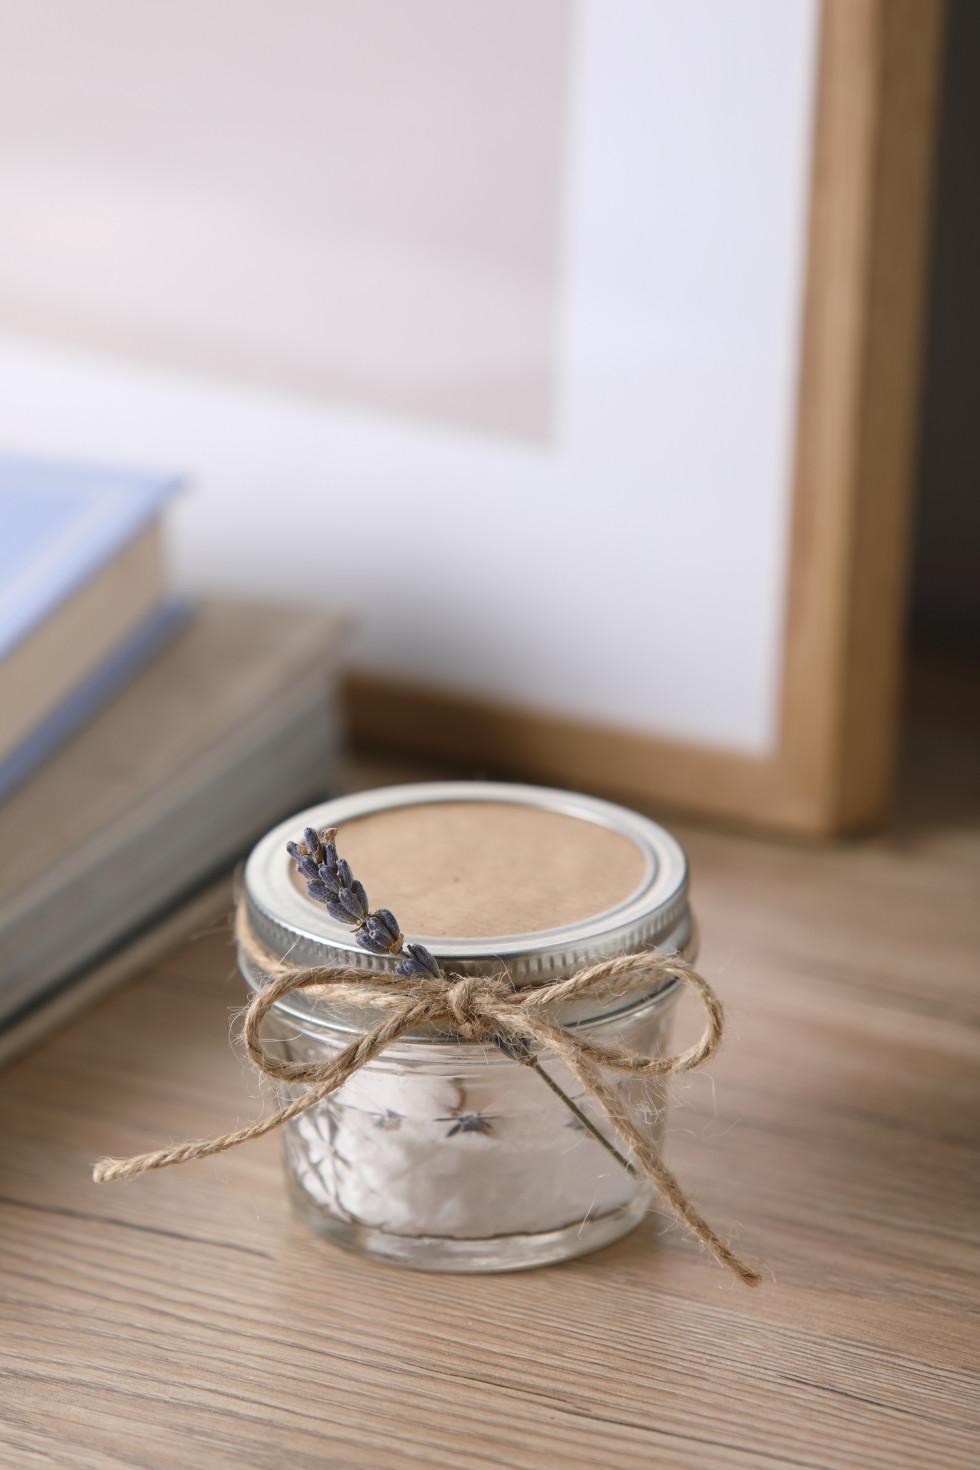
[348,0,945,835]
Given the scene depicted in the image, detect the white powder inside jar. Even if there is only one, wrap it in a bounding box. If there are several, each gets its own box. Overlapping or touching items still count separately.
[283,1021,672,1238]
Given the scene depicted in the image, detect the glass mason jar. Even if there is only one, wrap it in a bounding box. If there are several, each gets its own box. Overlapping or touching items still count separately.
[241,782,695,1273]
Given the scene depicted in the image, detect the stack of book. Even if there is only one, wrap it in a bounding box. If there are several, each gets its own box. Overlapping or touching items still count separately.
[0,458,344,1054]
[0,455,188,799]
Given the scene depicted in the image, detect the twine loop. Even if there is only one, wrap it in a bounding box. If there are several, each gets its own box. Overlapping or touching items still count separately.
[93,904,760,1287]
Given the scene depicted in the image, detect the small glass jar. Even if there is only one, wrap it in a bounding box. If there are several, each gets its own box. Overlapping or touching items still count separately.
[241,782,694,1273]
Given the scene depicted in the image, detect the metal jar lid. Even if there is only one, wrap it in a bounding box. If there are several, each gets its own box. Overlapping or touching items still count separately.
[243,783,693,1015]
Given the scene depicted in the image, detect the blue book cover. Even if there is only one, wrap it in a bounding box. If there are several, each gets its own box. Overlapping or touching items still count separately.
[0,455,191,800]
[0,455,183,657]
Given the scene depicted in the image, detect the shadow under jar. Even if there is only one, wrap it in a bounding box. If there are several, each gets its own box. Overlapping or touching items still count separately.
[240,782,694,1273]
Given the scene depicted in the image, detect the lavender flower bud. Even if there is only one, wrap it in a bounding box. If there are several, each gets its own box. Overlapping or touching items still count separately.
[358,911,400,951]
[321,839,339,878]
[338,886,367,921]
[395,956,427,977]
[304,827,323,861]
[373,908,401,946]
[356,928,393,954]
[336,858,353,889]
[410,943,441,977]
[395,943,441,978]
[297,856,320,881]
[286,840,304,860]
[316,864,340,895]
[306,879,335,904]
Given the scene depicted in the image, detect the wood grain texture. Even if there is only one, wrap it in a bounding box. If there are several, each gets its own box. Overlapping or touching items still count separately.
[348,0,946,837]
[1,680,978,1469]
[779,0,945,832]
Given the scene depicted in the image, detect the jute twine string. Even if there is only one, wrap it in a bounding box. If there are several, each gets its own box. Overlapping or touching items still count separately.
[94,904,760,1287]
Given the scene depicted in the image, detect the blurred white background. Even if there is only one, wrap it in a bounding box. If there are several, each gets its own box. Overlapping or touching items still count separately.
[0,0,819,754]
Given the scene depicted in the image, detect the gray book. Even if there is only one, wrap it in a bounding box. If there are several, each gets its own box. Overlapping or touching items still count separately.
[0,599,345,1036]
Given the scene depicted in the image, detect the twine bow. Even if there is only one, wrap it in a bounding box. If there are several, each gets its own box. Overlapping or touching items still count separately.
[94,905,760,1287]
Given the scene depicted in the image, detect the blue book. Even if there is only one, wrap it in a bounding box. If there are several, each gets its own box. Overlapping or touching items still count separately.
[0,456,190,802]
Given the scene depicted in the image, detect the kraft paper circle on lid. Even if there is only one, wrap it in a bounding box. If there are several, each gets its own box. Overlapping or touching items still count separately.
[243,783,693,1018]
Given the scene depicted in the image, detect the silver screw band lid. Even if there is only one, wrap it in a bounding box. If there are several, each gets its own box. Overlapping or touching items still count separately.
[243,782,693,993]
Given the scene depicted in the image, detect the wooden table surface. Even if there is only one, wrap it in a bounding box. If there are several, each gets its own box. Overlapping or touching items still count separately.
[2,706,978,1469]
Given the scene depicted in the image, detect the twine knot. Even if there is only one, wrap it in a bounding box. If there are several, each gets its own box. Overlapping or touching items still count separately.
[93,903,761,1287]
[444,972,508,1039]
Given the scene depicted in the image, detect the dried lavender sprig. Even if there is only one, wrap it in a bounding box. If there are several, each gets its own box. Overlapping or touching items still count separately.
[290,826,403,955]
[517,1051,637,1177]
[287,823,639,1171]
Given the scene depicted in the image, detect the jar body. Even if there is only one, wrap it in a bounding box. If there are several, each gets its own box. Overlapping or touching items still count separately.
[260,985,680,1273]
